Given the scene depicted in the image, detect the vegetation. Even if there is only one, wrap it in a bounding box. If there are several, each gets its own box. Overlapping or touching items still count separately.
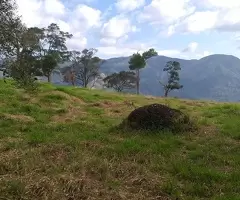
[1,3,239,199]
[129,49,158,95]
[42,23,72,82]
[1,1,73,89]
[66,49,101,87]
[0,0,22,57]
[142,48,158,60]
[103,71,136,92]
[0,80,239,199]
[160,61,183,97]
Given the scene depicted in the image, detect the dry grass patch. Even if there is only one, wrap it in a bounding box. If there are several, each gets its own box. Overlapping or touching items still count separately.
[39,144,71,163]
[50,105,86,123]
[91,100,138,118]
[3,113,35,123]
[47,91,87,124]
[48,90,85,104]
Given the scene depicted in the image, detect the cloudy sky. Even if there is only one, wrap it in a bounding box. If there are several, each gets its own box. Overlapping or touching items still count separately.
[16,0,240,59]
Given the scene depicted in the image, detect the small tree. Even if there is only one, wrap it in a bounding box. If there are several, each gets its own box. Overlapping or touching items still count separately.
[69,48,100,88]
[10,49,40,91]
[103,71,136,92]
[41,54,58,82]
[159,61,183,97]
[129,48,158,95]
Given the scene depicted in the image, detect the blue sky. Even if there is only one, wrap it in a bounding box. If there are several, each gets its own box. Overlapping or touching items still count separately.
[16,0,240,59]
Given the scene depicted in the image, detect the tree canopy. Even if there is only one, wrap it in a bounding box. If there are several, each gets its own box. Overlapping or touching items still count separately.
[103,71,136,92]
[66,48,101,87]
[142,48,158,60]
[0,0,22,57]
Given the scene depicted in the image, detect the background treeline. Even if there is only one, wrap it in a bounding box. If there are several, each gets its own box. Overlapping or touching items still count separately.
[0,0,183,97]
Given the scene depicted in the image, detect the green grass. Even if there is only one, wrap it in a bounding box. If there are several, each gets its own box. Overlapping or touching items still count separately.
[0,79,239,200]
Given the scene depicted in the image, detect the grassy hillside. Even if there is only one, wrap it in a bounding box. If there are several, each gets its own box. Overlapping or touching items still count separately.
[0,80,239,200]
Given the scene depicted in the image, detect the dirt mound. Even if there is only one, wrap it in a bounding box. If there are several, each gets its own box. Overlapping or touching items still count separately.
[123,104,194,132]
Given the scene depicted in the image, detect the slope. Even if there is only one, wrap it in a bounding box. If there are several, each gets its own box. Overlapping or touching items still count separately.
[0,80,239,200]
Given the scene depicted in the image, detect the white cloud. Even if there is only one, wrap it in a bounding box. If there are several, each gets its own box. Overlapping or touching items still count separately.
[16,0,44,27]
[17,0,101,33]
[139,0,195,25]
[14,0,225,59]
[200,0,240,9]
[101,15,135,39]
[44,0,65,16]
[167,1,240,35]
[73,4,101,29]
[158,49,184,58]
[100,34,130,46]
[100,38,117,46]
[202,51,212,57]
[97,44,211,59]
[115,0,145,12]
[215,8,240,31]
[66,33,87,50]
[97,46,137,58]
[16,0,101,51]
[182,42,198,53]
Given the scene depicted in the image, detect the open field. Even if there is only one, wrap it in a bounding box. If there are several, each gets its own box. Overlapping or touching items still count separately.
[0,80,239,200]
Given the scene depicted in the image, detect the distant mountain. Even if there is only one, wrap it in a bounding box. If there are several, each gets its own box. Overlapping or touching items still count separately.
[1,54,240,102]
[98,54,240,102]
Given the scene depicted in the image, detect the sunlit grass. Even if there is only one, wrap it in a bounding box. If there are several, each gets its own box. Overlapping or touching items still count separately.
[0,79,239,199]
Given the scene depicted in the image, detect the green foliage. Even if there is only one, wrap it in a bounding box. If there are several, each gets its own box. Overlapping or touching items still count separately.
[0,0,22,57]
[128,52,146,71]
[43,23,73,63]
[41,54,58,82]
[67,48,100,87]
[103,71,136,92]
[160,61,183,97]
[9,49,41,91]
[142,48,158,60]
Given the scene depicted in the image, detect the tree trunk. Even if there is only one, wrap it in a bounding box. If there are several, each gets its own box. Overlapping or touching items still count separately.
[164,89,169,97]
[136,69,140,95]
[70,71,75,86]
[47,74,51,82]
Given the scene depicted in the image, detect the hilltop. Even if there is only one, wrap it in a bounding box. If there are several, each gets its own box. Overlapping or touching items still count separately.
[0,80,239,199]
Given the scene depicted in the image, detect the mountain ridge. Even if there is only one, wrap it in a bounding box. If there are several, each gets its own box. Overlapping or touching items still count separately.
[1,54,240,101]
[98,54,240,102]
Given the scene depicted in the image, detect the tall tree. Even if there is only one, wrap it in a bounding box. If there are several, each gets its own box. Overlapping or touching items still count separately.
[68,48,100,88]
[0,0,22,58]
[159,61,183,97]
[103,71,136,92]
[129,48,158,94]
[42,23,73,81]
[129,52,146,95]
